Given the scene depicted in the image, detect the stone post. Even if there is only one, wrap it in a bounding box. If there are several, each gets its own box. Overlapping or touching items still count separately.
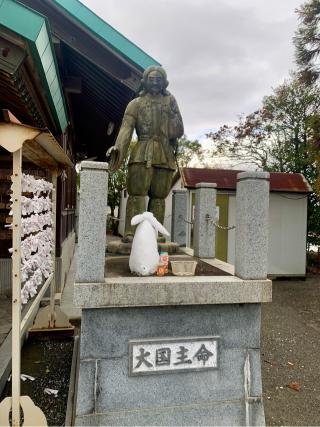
[193,182,217,258]
[76,161,108,282]
[235,171,270,279]
[171,189,187,246]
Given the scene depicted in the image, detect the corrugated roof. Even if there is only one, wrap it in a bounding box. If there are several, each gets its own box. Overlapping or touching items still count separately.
[18,0,161,159]
[0,0,68,132]
[52,0,160,71]
[181,168,312,193]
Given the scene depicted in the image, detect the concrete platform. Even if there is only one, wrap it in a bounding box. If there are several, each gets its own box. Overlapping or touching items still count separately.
[75,259,271,426]
[60,246,81,321]
[105,255,232,277]
[74,255,271,309]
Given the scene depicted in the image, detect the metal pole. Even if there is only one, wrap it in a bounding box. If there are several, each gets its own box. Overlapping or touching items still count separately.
[11,149,22,426]
[50,170,57,327]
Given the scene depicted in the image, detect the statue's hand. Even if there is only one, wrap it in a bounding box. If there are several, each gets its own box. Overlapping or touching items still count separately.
[106,146,121,172]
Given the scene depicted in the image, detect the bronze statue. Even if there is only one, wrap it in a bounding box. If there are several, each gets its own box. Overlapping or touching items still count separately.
[107,66,184,242]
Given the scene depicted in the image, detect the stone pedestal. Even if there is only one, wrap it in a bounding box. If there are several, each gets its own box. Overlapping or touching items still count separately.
[107,240,179,255]
[76,161,108,282]
[171,189,188,246]
[74,165,272,426]
[194,183,217,258]
[235,172,270,280]
[74,266,271,426]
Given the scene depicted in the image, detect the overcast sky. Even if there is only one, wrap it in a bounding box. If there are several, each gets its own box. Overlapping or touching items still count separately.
[82,0,304,141]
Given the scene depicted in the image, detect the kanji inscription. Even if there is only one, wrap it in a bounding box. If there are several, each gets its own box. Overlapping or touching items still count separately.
[129,337,219,376]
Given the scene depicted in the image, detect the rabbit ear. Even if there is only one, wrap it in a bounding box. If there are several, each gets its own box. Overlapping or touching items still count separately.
[149,216,170,236]
[131,214,144,226]
[156,222,170,236]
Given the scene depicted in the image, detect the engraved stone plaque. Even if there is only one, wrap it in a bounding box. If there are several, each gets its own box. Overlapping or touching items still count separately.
[129,336,219,376]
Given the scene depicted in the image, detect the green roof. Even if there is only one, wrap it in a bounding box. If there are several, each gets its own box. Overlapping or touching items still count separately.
[52,0,160,70]
[0,0,160,132]
[0,0,68,132]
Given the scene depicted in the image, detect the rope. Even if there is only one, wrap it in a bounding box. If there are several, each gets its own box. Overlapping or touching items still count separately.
[181,216,236,230]
[213,222,236,230]
[107,215,124,222]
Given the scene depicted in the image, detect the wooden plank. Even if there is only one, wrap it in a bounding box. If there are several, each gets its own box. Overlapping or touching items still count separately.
[2,109,22,124]
[20,274,53,336]
[20,396,47,426]
[11,148,22,426]
[23,139,59,169]
[34,132,73,168]
[0,122,39,153]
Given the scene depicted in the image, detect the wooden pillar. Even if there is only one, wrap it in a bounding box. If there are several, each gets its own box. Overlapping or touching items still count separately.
[11,149,22,425]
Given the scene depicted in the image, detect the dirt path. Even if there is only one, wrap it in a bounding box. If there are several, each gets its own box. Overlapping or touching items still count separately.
[261,275,320,426]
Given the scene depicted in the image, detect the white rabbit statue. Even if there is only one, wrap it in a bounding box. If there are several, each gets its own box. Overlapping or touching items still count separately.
[129,211,170,276]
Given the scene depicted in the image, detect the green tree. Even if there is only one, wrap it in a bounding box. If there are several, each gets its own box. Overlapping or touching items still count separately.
[175,135,205,167]
[294,0,320,83]
[107,142,134,234]
[207,75,320,244]
[208,76,320,173]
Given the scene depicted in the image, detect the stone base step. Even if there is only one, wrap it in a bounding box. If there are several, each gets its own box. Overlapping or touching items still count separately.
[107,240,179,255]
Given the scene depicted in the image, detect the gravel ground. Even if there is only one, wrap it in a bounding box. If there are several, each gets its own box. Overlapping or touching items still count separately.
[261,274,320,426]
[1,338,73,426]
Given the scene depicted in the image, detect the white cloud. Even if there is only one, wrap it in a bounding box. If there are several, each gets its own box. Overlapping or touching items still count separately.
[82,0,303,138]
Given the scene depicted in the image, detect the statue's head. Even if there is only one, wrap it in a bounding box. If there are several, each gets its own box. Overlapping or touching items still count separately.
[140,66,169,96]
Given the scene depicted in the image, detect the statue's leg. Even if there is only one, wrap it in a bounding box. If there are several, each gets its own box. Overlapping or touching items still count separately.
[148,167,174,227]
[124,163,152,241]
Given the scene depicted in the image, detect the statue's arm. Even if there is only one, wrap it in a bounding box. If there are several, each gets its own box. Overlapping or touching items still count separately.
[169,95,184,139]
[107,101,137,171]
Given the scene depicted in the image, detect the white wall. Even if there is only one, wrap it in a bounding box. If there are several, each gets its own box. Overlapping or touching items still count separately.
[164,178,183,240]
[119,181,308,276]
[227,192,308,276]
[118,189,127,236]
[227,194,236,265]
[267,193,307,276]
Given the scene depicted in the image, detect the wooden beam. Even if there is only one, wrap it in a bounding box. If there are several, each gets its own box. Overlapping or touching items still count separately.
[63,76,82,94]
[20,274,53,335]
[23,139,59,170]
